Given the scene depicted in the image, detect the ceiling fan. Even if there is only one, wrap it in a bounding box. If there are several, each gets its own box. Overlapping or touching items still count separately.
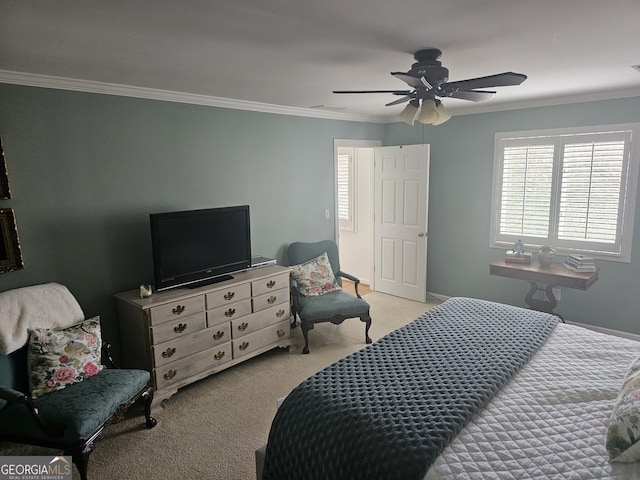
[333,48,527,125]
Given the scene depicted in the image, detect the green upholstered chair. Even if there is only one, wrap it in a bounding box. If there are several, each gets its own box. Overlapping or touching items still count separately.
[288,240,372,354]
[0,284,157,480]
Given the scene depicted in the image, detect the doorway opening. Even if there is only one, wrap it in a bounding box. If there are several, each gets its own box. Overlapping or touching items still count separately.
[333,139,379,292]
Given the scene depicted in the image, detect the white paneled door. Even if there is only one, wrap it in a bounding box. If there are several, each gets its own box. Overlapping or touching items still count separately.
[374,145,430,302]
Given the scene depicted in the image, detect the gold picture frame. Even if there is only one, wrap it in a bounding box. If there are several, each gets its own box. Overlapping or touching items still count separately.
[0,208,24,273]
[0,137,10,199]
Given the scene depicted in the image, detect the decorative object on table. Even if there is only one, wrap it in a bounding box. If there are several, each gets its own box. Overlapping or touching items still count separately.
[504,239,532,264]
[0,137,10,200]
[139,283,152,298]
[563,254,597,273]
[504,250,532,264]
[537,245,556,267]
[514,239,525,255]
[0,208,23,273]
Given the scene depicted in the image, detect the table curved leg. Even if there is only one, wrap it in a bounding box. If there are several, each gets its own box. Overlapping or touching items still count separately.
[524,281,564,322]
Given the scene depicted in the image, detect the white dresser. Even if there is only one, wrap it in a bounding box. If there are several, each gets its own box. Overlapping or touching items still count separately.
[115,265,291,409]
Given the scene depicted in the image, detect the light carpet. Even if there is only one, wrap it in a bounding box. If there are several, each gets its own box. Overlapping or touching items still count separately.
[0,291,439,480]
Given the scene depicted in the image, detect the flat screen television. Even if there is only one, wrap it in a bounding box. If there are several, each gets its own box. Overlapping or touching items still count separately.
[150,205,252,291]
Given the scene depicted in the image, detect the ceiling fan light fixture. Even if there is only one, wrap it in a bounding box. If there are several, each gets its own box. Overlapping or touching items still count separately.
[399,99,420,125]
[432,102,452,125]
[418,99,438,124]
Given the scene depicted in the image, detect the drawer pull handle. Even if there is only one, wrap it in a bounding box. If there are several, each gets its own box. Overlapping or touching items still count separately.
[174,323,187,334]
[224,291,235,301]
[162,347,176,358]
[276,309,286,318]
[164,369,177,380]
[267,295,277,304]
[172,305,186,315]
[213,331,225,340]
[237,322,248,331]
[214,351,226,360]
[266,280,276,289]
[224,308,236,317]
[239,341,249,351]
[277,329,286,338]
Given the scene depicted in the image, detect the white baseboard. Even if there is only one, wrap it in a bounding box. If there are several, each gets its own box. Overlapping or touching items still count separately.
[426,291,450,302]
[427,292,640,342]
[566,321,640,342]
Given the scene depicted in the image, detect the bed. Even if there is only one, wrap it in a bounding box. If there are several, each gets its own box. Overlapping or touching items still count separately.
[260,297,640,480]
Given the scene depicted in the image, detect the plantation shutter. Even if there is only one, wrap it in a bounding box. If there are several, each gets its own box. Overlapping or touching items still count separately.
[492,127,636,259]
[555,134,629,253]
[337,149,354,231]
[499,143,554,238]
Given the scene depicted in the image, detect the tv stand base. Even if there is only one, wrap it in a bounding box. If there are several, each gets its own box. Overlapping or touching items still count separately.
[188,274,233,288]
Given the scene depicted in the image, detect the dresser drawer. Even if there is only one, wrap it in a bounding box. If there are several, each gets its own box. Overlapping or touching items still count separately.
[231,302,289,339]
[148,296,205,326]
[233,320,291,359]
[154,343,232,390]
[150,312,207,344]
[152,325,230,367]
[205,283,251,309]
[252,287,288,313]
[207,298,252,327]
[251,273,289,297]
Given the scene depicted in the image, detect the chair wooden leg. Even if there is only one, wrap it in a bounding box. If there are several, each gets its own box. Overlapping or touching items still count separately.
[66,440,95,480]
[301,320,313,354]
[362,313,372,345]
[141,387,158,428]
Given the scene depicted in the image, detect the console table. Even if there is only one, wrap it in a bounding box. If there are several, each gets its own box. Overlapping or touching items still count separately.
[489,259,598,320]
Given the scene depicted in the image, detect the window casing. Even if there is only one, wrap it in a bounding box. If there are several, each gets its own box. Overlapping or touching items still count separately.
[337,147,356,232]
[490,124,640,262]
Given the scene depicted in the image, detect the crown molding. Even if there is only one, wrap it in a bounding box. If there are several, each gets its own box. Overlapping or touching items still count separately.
[3,70,639,125]
[447,87,640,116]
[0,70,387,124]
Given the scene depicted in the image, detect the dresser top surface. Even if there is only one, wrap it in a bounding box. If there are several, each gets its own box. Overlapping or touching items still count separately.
[115,265,290,308]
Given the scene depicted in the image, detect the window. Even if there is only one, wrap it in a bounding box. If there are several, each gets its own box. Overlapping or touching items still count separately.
[490,124,640,261]
[337,147,355,231]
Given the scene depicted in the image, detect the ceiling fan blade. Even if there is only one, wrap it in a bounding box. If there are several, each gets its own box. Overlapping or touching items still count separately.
[385,95,413,106]
[333,90,412,94]
[391,72,424,89]
[443,72,527,91]
[446,90,496,102]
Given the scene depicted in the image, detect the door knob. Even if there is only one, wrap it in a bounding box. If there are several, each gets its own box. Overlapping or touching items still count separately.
[418,232,426,237]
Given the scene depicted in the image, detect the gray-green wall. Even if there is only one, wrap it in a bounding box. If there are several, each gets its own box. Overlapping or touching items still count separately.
[0,84,384,351]
[387,96,640,334]
[1,83,639,364]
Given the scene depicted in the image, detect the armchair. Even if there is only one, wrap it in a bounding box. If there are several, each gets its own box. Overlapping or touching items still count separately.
[288,240,372,354]
[0,283,156,480]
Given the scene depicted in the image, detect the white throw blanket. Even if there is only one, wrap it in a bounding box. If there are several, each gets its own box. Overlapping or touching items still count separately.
[0,283,85,354]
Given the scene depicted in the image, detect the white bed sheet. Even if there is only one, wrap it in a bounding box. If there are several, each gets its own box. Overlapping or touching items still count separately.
[424,322,640,480]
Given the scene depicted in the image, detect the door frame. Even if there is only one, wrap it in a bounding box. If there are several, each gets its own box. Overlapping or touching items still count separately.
[333,139,381,289]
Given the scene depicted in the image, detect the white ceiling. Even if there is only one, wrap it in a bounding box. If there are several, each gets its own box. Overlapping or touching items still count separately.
[2,0,640,122]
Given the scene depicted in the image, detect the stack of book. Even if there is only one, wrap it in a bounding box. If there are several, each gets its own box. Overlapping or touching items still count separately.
[504,250,532,264]
[563,254,597,273]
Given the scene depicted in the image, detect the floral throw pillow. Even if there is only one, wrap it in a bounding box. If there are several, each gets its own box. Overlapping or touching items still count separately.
[606,356,640,462]
[27,316,104,398]
[290,252,341,297]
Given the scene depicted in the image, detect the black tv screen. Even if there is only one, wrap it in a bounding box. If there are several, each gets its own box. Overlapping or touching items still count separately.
[150,205,251,291]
